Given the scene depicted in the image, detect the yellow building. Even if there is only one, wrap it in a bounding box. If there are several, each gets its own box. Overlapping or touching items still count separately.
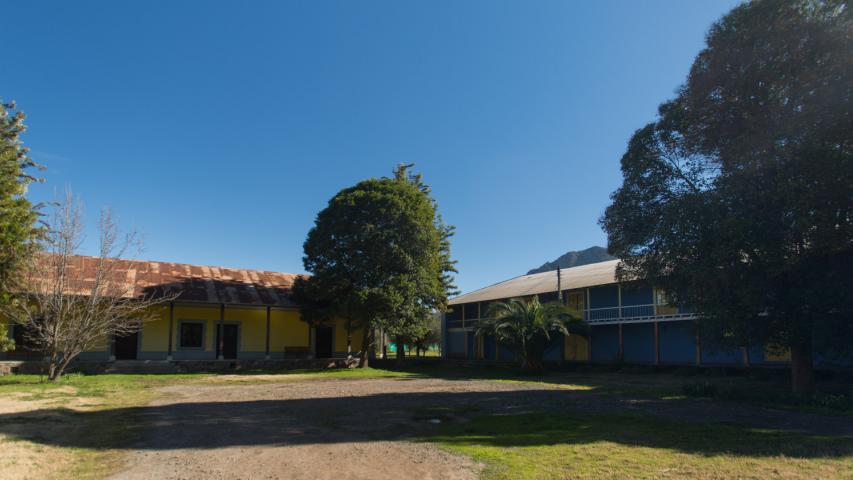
[1,256,363,362]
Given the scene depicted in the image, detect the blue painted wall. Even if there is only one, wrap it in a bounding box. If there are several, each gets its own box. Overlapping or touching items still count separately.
[748,345,766,365]
[815,351,852,369]
[620,284,653,306]
[466,332,475,359]
[589,285,619,309]
[623,323,656,363]
[483,334,496,360]
[544,337,562,362]
[700,339,743,365]
[591,324,619,362]
[447,330,466,357]
[499,344,517,362]
[659,321,695,364]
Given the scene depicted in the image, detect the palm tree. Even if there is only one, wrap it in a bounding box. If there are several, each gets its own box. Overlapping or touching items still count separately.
[476,296,588,373]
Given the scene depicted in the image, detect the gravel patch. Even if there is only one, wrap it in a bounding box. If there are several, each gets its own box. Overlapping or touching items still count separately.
[108,376,853,479]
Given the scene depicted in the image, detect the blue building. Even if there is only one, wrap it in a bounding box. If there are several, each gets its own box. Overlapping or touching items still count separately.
[443,260,790,367]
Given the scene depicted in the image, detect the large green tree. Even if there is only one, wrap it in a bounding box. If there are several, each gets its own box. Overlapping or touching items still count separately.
[602,0,852,395]
[0,100,42,352]
[296,164,456,366]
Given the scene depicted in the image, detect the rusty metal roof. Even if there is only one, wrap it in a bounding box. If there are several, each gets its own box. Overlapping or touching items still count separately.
[42,255,302,307]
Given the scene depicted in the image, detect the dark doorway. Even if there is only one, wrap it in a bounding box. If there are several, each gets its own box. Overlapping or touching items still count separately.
[10,323,41,359]
[114,332,139,360]
[315,326,333,358]
[216,324,239,359]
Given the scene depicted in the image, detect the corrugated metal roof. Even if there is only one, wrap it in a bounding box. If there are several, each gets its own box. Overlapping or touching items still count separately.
[449,259,620,305]
[32,255,302,307]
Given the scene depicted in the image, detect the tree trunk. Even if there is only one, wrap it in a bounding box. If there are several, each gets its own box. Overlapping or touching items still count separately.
[521,344,544,374]
[791,338,815,396]
[521,356,543,374]
[47,351,60,381]
[48,351,77,381]
[346,332,352,360]
[396,335,406,366]
[53,355,76,381]
[358,324,371,368]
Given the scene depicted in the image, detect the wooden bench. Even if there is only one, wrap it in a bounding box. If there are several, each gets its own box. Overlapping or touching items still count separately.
[284,346,311,359]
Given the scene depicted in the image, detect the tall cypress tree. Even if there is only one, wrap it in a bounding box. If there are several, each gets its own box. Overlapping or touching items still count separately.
[0,100,43,351]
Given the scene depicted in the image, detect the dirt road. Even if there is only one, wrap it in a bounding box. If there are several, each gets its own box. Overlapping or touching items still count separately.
[107,376,853,479]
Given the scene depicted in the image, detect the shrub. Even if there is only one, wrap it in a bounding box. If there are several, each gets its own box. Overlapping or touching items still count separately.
[682,381,718,397]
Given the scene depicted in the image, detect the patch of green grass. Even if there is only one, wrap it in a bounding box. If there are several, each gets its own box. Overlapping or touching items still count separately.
[402,364,853,414]
[261,366,420,379]
[0,372,209,399]
[681,380,853,416]
[425,411,853,479]
[0,367,413,393]
[195,366,421,384]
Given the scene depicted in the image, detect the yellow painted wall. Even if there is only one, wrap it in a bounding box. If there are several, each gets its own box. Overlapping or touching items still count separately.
[564,334,589,361]
[141,305,171,351]
[565,291,585,319]
[269,309,309,354]
[140,304,316,355]
[654,288,678,315]
[2,311,112,353]
[90,335,109,351]
[173,304,222,352]
[332,317,364,353]
[4,301,359,358]
[226,307,267,352]
[764,345,791,362]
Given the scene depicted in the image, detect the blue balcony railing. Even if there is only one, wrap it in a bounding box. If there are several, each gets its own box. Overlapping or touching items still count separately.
[584,304,687,323]
[586,307,620,322]
[451,303,690,327]
[620,305,655,318]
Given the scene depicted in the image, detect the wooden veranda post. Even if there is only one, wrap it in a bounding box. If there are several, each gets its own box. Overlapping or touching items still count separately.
[217,303,225,360]
[167,302,175,360]
[265,305,271,360]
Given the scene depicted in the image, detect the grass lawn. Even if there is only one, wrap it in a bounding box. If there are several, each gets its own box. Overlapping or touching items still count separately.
[404,364,853,416]
[1,366,851,479]
[426,411,853,479]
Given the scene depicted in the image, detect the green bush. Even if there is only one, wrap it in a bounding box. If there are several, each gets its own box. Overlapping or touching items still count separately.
[682,380,853,413]
[682,381,718,397]
[810,392,852,411]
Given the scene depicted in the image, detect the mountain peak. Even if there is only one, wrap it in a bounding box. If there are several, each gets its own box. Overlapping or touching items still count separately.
[527,246,615,275]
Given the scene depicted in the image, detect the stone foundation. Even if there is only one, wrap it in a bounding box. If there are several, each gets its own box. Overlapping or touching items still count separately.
[0,357,359,375]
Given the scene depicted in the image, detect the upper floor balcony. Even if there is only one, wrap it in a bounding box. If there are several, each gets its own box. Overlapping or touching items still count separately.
[446,302,694,330]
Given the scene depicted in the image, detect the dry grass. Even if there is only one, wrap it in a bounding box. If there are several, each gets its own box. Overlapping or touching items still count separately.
[0,368,414,479]
[0,373,205,479]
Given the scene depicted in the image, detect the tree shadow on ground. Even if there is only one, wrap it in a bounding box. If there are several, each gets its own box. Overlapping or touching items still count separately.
[1,386,852,459]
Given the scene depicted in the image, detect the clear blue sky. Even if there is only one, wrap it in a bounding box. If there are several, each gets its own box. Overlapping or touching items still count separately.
[4,0,739,294]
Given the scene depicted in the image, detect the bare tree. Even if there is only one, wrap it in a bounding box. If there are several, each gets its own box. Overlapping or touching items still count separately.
[3,191,175,380]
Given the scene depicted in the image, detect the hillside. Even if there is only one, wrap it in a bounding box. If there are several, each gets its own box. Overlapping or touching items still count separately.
[527,246,615,274]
